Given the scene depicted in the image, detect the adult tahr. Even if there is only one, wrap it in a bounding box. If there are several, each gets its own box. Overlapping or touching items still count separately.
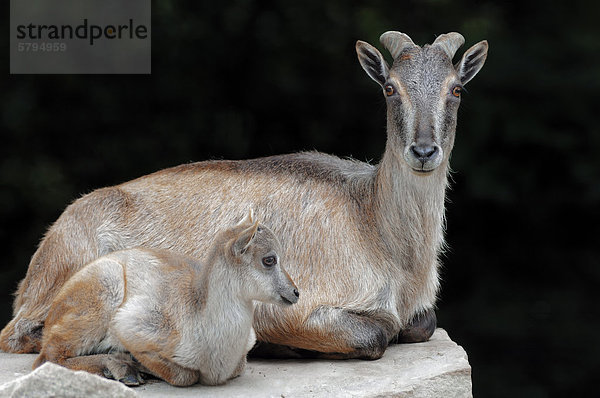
[1,30,487,359]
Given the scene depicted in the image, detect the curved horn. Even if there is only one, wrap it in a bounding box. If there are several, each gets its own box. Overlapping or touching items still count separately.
[379,31,416,59]
[432,32,465,60]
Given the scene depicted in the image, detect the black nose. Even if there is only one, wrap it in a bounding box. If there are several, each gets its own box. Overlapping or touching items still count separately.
[293,288,299,298]
[411,145,438,161]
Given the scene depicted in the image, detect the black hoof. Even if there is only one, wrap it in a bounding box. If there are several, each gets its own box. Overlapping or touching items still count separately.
[393,309,437,344]
[103,352,146,386]
[119,373,145,386]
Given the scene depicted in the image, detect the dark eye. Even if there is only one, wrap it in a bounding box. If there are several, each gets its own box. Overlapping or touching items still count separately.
[384,84,395,96]
[451,86,462,98]
[262,256,276,267]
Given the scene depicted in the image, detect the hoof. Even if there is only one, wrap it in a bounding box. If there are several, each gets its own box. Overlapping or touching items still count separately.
[393,309,437,344]
[119,373,145,386]
[103,352,145,387]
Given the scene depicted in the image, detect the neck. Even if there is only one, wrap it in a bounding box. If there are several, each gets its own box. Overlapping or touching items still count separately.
[374,143,449,267]
[193,255,252,320]
[372,142,449,319]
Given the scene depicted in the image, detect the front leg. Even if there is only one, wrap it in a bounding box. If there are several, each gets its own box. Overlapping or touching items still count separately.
[127,349,200,387]
[257,305,398,360]
[231,355,247,379]
[231,326,256,379]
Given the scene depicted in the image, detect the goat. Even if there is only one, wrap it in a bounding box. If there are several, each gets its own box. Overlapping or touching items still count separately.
[1,31,488,359]
[32,211,299,386]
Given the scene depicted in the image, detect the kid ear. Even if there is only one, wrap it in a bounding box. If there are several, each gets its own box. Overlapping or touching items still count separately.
[233,220,260,255]
[237,208,255,226]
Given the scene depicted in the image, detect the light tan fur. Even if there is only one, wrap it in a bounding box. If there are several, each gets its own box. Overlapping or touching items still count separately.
[1,31,488,359]
[32,213,298,386]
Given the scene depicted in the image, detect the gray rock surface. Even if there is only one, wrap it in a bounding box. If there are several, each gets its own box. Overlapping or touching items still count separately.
[0,328,471,398]
[0,362,137,398]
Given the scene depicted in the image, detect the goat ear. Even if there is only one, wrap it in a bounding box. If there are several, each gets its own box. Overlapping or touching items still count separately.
[356,40,389,87]
[233,220,259,256]
[455,40,488,85]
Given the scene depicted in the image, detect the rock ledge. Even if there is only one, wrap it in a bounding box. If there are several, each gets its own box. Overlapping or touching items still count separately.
[0,328,471,398]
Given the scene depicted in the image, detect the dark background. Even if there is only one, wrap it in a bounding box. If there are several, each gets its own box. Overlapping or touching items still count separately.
[2,0,599,396]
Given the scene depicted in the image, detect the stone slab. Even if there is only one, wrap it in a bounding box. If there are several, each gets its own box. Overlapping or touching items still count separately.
[0,362,137,398]
[0,328,471,398]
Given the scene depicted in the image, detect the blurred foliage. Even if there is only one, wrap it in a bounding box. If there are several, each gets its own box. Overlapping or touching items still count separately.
[1,0,599,396]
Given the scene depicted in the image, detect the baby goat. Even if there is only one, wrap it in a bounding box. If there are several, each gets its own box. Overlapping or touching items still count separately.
[32,212,299,386]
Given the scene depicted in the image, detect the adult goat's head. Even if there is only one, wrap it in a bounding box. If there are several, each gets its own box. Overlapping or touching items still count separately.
[356,31,488,174]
